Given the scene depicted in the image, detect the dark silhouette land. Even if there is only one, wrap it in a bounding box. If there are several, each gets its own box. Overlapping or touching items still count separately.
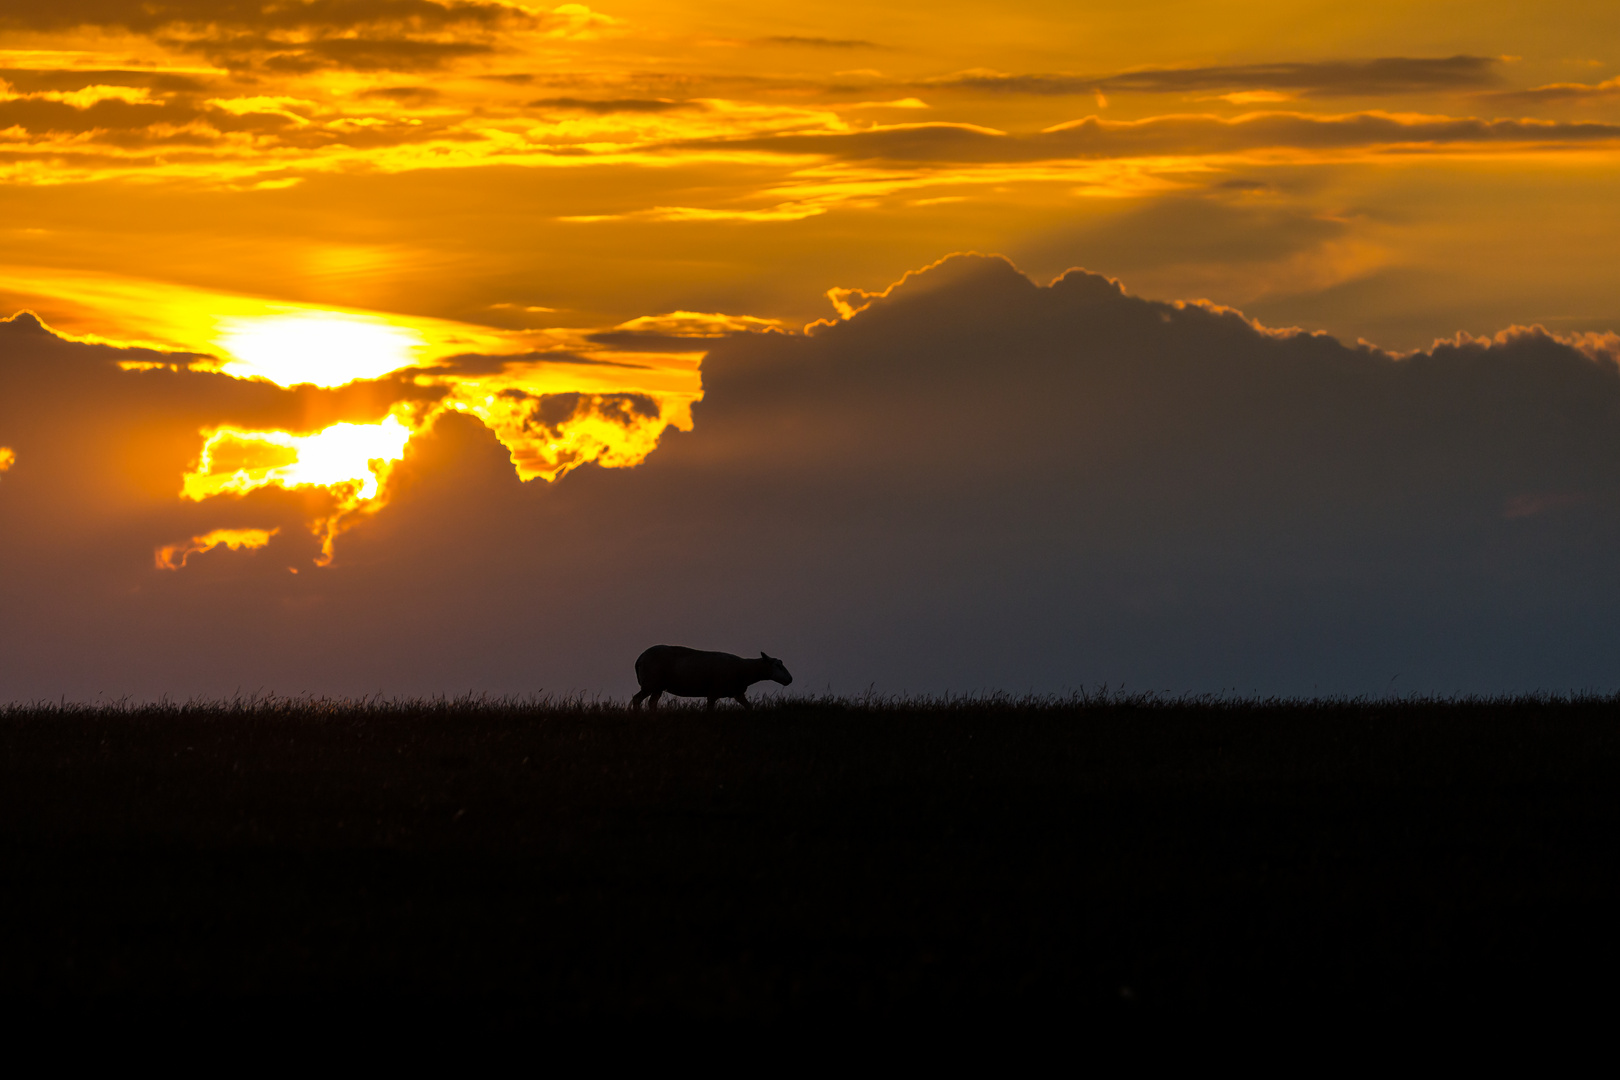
[631,645,793,710]
[3,692,1619,1020]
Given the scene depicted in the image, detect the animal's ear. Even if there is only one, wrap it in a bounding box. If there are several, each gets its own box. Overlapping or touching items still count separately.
[760,651,770,659]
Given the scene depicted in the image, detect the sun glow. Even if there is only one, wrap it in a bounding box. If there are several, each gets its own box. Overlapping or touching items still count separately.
[182,415,414,563]
[0,446,13,475]
[425,352,703,483]
[214,313,425,388]
[0,273,704,567]
[0,267,532,381]
[155,527,279,570]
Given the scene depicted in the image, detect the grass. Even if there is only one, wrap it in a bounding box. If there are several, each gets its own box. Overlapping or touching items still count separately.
[3,691,1620,1019]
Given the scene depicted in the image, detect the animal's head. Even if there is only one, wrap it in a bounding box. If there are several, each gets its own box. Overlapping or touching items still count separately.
[760,652,793,686]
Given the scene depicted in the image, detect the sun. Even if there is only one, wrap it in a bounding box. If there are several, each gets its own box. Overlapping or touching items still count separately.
[214,312,425,388]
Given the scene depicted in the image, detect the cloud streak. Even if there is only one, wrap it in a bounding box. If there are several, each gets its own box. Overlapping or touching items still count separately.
[928,56,1503,98]
[1483,76,1620,105]
[1,1,617,73]
[527,96,695,114]
[682,110,1620,164]
[753,36,883,49]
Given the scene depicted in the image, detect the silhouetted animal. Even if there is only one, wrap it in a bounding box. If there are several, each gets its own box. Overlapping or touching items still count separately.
[632,645,793,710]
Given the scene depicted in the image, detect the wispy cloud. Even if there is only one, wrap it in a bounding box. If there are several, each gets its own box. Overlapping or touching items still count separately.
[0,1,619,73]
[753,36,884,49]
[681,111,1620,164]
[927,56,1503,98]
[1482,76,1620,105]
[528,96,697,114]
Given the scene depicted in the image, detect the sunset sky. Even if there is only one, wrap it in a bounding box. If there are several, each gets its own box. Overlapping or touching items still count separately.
[4,2,1620,699]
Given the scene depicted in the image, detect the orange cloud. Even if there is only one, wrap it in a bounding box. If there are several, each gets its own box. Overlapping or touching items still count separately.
[925,56,1503,97]
[0,274,704,567]
[1,1,603,74]
[155,527,278,570]
[181,416,411,563]
[692,111,1620,164]
[162,343,700,563]
[1484,77,1620,105]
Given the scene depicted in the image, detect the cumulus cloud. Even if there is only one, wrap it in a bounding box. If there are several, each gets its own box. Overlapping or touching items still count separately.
[6,259,1620,699]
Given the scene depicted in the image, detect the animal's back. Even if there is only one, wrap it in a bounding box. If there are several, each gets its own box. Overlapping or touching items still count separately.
[635,645,745,696]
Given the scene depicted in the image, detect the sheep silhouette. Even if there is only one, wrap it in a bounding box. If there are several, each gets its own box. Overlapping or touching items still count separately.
[631,645,793,710]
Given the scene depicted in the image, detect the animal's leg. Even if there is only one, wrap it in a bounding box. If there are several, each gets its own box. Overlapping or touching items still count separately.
[648,690,663,711]
[735,693,751,710]
[632,688,649,710]
[706,696,718,710]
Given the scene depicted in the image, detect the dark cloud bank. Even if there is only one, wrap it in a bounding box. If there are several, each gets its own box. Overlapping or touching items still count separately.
[6,256,1620,699]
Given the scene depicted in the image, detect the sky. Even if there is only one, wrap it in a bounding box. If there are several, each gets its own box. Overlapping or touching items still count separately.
[3,2,1620,699]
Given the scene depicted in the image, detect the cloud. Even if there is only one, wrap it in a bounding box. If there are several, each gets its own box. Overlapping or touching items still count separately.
[229,35,497,73]
[0,300,695,570]
[429,349,654,373]
[0,47,1596,191]
[684,111,1620,163]
[587,310,789,351]
[7,259,1620,699]
[0,0,534,35]
[0,68,213,94]
[0,94,196,135]
[1008,195,1387,306]
[754,36,883,49]
[0,1,610,74]
[929,56,1503,97]
[847,98,929,110]
[527,97,695,114]
[156,526,278,569]
[1483,77,1620,105]
[358,85,443,104]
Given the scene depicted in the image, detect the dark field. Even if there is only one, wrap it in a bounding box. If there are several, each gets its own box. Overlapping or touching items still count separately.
[4,693,1620,1019]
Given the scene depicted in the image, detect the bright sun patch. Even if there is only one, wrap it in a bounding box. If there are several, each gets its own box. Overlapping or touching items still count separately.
[182,416,414,563]
[15,276,708,570]
[214,312,425,388]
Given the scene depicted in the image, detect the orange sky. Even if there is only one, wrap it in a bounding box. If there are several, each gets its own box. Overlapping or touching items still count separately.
[3,3,1620,696]
[2,1,1618,346]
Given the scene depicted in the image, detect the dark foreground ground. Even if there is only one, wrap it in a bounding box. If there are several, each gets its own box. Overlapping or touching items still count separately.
[3,693,1620,1020]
